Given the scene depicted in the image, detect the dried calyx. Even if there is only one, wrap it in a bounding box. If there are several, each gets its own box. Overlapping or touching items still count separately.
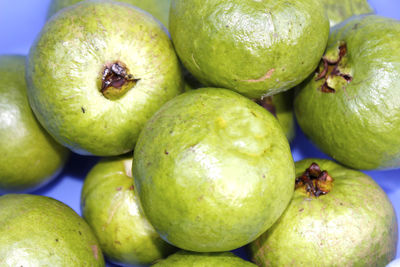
[100,62,140,100]
[255,96,276,117]
[315,43,352,93]
[295,162,333,197]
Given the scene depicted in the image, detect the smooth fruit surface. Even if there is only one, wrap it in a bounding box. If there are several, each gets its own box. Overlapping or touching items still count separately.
[250,159,398,267]
[322,0,374,27]
[27,1,183,156]
[170,0,329,98]
[152,251,256,267]
[294,15,400,170]
[133,88,295,252]
[81,156,176,266]
[47,0,171,28]
[0,55,69,192]
[0,194,104,266]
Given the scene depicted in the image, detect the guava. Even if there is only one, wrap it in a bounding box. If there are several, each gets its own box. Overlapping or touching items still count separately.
[0,55,69,193]
[26,0,183,156]
[0,194,105,266]
[255,89,295,142]
[81,156,176,266]
[249,159,398,266]
[169,0,329,98]
[294,15,400,170]
[47,0,171,28]
[321,0,374,27]
[152,251,256,267]
[132,88,295,252]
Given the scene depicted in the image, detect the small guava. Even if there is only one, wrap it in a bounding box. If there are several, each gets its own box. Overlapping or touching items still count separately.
[27,0,183,156]
[250,159,398,267]
[321,0,374,27]
[0,55,69,193]
[170,0,330,98]
[47,0,171,28]
[133,88,295,252]
[294,15,400,170]
[152,251,256,267]
[0,194,105,266]
[81,156,176,266]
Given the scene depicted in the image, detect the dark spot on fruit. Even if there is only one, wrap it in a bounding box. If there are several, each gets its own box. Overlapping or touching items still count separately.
[340,202,344,206]
[295,162,334,197]
[116,186,122,191]
[255,96,276,117]
[299,208,304,212]
[225,25,229,28]
[129,185,134,191]
[164,150,169,155]
[78,231,82,235]
[55,238,59,242]
[353,23,360,30]
[81,107,85,113]
[115,240,121,245]
[262,174,266,179]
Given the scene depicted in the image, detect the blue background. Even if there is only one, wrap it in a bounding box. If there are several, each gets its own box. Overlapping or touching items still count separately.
[1,1,400,266]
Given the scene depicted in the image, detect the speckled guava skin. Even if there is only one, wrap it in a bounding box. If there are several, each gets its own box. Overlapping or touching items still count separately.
[0,55,69,193]
[26,0,183,156]
[294,15,400,170]
[250,158,398,267]
[47,0,171,28]
[133,88,295,252]
[152,251,256,267]
[81,156,176,266]
[0,194,105,266]
[322,0,374,27]
[169,0,330,98]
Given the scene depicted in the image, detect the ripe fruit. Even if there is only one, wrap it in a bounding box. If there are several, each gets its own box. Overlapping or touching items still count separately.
[294,15,400,170]
[81,156,176,266]
[0,194,105,266]
[0,55,69,193]
[250,159,398,266]
[170,0,329,98]
[27,1,183,156]
[133,88,295,252]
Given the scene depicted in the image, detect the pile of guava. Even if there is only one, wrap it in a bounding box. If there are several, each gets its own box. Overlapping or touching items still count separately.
[1,0,399,266]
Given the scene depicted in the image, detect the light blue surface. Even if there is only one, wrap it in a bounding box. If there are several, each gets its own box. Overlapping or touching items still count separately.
[1,1,400,266]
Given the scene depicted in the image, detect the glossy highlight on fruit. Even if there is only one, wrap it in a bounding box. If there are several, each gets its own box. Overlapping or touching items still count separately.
[27,1,183,156]
[250,159,398,267]
[81,156,176,266]
[294,15,400,170]
[0,194,105,266]
[0,55,69,193]
[170,0,330,98]
[133,88,295,252]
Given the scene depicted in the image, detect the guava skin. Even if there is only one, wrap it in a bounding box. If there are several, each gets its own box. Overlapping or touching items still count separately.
[81,156,176,266]
[322,0,374,27]
[169,0,330,99]
[133,88,295,252]
[294,15,400,170]
[152,250,256,267]
[47,0,171,28]
[0,194,105,266]
[250,159,398,267]
[26,0,183,156]
[0,55,69,193]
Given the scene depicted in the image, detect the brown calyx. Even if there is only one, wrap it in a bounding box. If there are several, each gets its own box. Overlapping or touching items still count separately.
[315,44,352,93]
[100,62,140,100]
[295,162,333,197]
[255,96,276,117]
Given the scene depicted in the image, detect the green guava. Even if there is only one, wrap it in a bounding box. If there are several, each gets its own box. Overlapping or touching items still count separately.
[81,156,176,266]
[0,194,105,266]
[321,0,374,27]
[152,251,256,267]
[250,159,398,266]
[294,15,400,170]
[169,0,330,98]
[0,55,69,193]
[255,89,295,142]
[132,88,295,252]
[26,0,183,156]
[47,0,171,28]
